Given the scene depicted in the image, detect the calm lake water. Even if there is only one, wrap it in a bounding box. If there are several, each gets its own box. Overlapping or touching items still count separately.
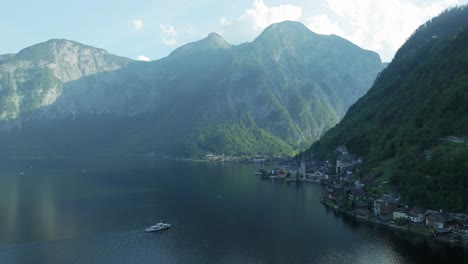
[0,158,466,264]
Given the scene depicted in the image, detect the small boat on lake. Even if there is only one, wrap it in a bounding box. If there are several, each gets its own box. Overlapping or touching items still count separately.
[145,222,171,232]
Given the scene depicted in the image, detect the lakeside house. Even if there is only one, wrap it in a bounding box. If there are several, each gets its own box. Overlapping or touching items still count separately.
[433,228,452,237]
[205,153,225,161]
[278,168,287,176]
[307,170,329,183]
[447,219,468,234]
[336,154,360,174]
[373,195,398,217]
[354,201,371,217]
[408,207,426,223]
[252,157,266,163]
[347,188,366,201]
[328,184,344,200]
[425,210,451,229]
[310,171,326,178]
[393,208,409,220]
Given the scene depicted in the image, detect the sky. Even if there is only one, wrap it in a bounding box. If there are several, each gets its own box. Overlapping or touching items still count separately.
[1,0,467,62]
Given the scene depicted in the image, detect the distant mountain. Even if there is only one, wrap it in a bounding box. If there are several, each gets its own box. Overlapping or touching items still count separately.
[0,54,14,62]
[0,39,132,121]
[170,32,233,56]
[0,21,383,157]
[309,6,468,212]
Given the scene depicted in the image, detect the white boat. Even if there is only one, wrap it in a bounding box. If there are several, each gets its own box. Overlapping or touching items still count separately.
[145,222,171,232]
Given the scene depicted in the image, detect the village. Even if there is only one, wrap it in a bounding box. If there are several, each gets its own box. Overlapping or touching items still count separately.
[256,145,468,247]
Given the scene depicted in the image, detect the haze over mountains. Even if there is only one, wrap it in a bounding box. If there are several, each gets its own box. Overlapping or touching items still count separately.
[0,21,384,157]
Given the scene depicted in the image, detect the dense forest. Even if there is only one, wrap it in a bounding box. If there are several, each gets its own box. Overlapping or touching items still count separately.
[308,6,468,213]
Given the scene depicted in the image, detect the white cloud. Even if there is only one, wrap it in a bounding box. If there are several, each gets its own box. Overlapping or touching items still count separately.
[222,0,303,43]
[162,38,178,46]
[137,55,150,62]
[310,0,466,61]
[218,17,230,26]
[132,19,144,31]
[160,24,178,46]
[160,24,177,36]
[306,14,345,36]
[238,0,302,31]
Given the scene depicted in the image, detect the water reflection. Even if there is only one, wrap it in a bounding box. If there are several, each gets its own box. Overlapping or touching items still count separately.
[4,182,18,242]
[39,183,59,241]
[0,159,466,264]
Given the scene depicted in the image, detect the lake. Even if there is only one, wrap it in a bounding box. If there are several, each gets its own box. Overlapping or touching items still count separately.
[0,158,466,264]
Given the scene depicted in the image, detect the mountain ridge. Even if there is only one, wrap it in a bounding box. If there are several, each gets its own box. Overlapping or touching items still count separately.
[170,32,232,57]
[0,21,384,158]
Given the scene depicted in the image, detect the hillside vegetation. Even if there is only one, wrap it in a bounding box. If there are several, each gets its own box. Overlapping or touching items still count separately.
[309,6,468,212]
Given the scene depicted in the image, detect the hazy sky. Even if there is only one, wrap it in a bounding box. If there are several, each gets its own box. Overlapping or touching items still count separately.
[2,0,467,62]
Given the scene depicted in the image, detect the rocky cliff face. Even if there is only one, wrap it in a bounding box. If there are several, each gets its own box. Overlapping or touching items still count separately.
[0,39,132,120]
[0,22,383,157]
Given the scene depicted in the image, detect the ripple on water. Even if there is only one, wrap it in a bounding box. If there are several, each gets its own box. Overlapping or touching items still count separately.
[0,229,178,264]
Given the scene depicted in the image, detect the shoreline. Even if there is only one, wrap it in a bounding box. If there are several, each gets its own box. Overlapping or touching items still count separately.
[320,198,468,249]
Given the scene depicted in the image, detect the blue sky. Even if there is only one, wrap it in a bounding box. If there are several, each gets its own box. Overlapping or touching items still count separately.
[1,0,467,62]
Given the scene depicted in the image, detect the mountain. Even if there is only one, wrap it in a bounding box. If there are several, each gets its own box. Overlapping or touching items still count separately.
[0,21,383,158]
[0,39,132,121]
[0,54,14,62]
[308,7,468,212]
[170,32,233,56]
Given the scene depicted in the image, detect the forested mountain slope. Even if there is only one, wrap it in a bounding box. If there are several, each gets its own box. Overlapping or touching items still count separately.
[309,6,468,212]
